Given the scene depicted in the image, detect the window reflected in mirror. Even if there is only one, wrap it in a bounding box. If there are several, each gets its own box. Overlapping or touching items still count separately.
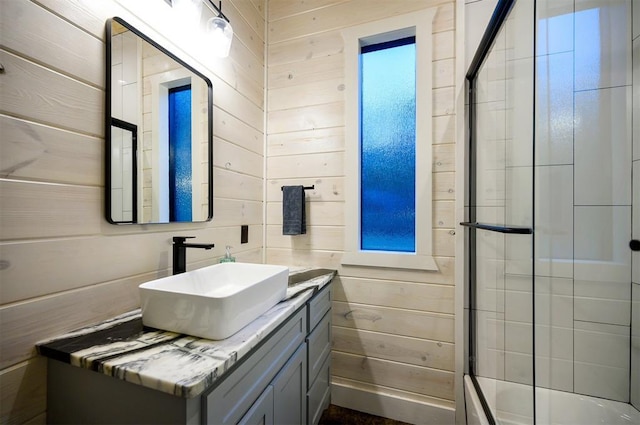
[106,17,213,224]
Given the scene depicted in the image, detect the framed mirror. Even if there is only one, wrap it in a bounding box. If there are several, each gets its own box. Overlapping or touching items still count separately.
[106,17,213,224]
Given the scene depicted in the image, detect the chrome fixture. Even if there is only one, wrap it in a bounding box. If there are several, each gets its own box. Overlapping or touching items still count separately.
[172,236,215,275]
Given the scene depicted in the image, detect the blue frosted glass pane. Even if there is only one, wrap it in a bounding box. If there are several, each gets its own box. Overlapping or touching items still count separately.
[360,42,416,252]
[169,85,192,222]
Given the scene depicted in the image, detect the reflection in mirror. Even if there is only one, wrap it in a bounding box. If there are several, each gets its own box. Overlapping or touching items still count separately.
[106,17,213,224]
[110,118,137,223]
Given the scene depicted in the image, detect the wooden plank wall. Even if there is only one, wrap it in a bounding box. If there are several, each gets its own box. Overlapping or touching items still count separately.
[265,0,458,419]
[0,0,265,423]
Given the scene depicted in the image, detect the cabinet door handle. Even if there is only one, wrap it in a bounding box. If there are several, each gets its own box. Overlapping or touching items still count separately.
[630,240,640,251]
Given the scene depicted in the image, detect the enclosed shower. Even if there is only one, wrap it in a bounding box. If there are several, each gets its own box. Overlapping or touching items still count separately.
[463,0,640,423]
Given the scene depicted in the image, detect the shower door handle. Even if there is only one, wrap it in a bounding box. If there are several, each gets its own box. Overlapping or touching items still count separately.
[460,222,533,234]
[630,240,640,251]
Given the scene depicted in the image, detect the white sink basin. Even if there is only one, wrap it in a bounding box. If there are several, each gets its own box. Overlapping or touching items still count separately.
[139,263,289,340]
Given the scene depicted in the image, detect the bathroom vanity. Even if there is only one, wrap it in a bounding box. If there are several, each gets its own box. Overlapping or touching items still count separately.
[37,268,335,425]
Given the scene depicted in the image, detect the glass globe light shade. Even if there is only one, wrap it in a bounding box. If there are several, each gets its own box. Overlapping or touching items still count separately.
[207,16,233,58]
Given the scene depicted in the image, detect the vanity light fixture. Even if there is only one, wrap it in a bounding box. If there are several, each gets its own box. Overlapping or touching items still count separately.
[172,0,203,24]
[205,0,233,58]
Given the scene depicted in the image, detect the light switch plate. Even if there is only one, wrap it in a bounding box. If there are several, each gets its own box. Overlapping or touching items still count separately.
[241,225,248,244]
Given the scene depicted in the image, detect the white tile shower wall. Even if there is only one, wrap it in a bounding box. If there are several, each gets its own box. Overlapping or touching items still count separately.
[473,0,638,408]
[469,0,538,398]
[471,1,511,389]
[574,207,631,279]
[505,351,532,385]
[635,169,640,406]
[574,321,631,402]
[574,87,632,206]
[635,37,640,163]
[535,300,574,391]
[632,0,640,411]
[475,225,506,314]
[535,52,574,166]
[635,0,640,39]
[111,34,124,117]
[505,235,532,277]
[534,165,573,278]
[471,0,635,402]
[534,9,575,331]
[632,282,640,408]
[505,57,534,168]
[502,274,582,388]
[505,167,532,228]
[504,274,532,324]
[536,0,574,56]
[503,274,534,386]
[575,0,632,91]
[502,0,534,282]
[574,278,631,326]
[532,0,633,401]
[572,205,631,399]
[465,0,500,71]
[109,31,138,223]
[504,321,533,357]
[534,0,575,302]
[503,274,574,390]
[504,0,533,62]
[475,102,506,209]
[634,159,640,285]
[121,32,139,123]
[110,31,140,124]
[476,310,506,380]
[111,34,124,209]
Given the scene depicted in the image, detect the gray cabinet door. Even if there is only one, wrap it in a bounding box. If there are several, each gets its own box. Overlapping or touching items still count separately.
[307,354,331,425]
[307,311,331,389]
[237,386,274,425]
[273,343,307,425]
[204,309,306,425]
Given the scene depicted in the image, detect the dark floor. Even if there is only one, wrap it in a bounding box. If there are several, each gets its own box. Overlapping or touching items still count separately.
[318,404,411,425]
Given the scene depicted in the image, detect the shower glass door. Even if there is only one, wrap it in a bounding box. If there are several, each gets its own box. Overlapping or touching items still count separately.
[465,0,535,423]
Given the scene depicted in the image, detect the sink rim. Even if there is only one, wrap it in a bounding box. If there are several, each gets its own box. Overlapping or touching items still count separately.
[139,262,289,299]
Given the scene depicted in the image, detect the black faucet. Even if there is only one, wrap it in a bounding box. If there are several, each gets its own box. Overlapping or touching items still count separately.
[172,236,215,275]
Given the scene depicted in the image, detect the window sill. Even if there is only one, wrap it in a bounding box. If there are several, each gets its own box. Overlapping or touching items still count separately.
[341,251,438,271]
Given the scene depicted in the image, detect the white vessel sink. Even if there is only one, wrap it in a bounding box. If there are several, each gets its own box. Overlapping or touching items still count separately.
[139,263,289,340]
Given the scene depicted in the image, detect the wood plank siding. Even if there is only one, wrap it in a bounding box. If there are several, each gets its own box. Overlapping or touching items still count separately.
[0,0,265,422]
[265,0,457,418]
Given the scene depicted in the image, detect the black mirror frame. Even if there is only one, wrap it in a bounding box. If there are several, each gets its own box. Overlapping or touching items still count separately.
[105,16,214,225]
[109,117,138,224]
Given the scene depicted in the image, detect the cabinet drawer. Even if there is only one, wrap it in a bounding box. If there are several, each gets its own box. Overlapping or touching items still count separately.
[307,311,331,389]
[307,354,331,425]
[204,308,306,425]
[307,283,332,332]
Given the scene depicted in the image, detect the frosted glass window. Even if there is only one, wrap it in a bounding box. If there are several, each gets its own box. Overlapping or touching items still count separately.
[360,37,416,252]
[168,85,192,222]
